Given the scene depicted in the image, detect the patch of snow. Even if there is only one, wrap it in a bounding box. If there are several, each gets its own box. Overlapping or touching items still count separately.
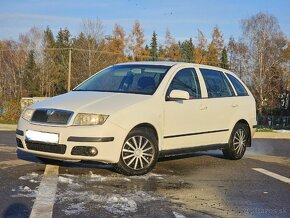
[19,172,40,183]
[130,191,165,202]
[132,172,164,180]
[273,130,290,133]
[173,211,186,218]
[123,177,131,182]
[23,186,32,192]
[11,185,37,198]
[58,176,73,184]
[105,195,137,215]
[88,171,107,181]
[64,202,86,215]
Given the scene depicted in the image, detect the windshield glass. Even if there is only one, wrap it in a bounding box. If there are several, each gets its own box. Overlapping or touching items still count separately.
[73,64,171,95]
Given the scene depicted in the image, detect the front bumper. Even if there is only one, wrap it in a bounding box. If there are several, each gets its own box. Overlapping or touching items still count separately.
[16,118,128,163]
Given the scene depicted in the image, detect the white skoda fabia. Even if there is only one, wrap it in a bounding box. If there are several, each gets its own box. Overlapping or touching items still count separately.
[17,62,257,175]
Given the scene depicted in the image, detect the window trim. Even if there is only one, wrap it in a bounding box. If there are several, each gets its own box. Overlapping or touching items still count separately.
[165,67,202,101]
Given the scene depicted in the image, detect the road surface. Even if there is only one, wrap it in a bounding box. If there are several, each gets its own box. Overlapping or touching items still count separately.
[0,131,289,217]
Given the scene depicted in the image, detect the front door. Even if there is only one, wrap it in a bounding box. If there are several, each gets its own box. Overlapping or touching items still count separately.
[163,68,207,150]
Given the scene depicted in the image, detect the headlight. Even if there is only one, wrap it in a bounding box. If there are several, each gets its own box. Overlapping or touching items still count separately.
[22,108,35,121]
[73,113,109,126]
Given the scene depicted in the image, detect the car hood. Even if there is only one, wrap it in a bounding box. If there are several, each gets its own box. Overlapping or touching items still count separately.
[30,91,151,115]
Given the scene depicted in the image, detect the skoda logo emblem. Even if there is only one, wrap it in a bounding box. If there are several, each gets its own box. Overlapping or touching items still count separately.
[47,109,55,116]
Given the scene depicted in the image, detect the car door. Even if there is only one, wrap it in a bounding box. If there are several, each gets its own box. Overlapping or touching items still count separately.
[163,68,208,150]
[198,68,236,144]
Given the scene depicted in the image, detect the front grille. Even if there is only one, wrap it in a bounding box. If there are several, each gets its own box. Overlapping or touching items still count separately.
[31,109,73,125]
[26,142,66,154]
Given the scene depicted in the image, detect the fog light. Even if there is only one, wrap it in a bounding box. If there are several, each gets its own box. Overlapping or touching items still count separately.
[88,147,98,155]
[71,146,98,156]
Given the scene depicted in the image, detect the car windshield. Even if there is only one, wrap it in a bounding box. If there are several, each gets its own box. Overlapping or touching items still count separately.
[73,64,171,95]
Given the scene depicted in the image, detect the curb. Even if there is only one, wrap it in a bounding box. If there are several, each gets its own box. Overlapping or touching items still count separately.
[253,132,290,139]
[0,124,17,131]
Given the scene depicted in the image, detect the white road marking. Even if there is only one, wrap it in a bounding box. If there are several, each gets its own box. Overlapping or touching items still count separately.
[29,165,59,218]
[252,168,290,184]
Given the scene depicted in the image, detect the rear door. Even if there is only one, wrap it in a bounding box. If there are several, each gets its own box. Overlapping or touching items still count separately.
[198,68,236,144]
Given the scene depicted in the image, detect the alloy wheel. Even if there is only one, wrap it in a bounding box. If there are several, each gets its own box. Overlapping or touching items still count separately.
[121,136,154,170]
[233,128,246,155]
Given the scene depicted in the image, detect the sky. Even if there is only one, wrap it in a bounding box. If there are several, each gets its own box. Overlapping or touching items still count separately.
[0,0,289,44]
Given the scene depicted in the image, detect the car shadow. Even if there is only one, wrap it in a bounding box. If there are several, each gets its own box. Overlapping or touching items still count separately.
[16,149,113,171]
[158,150,226,162]
[2,203,29,218]
[17,149,227,174]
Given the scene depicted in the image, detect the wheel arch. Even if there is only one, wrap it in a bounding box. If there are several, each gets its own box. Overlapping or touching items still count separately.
[131,123,159,147]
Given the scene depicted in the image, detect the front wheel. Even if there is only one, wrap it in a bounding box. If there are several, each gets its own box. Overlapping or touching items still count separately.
[223,123,249,160]
[116,128,158,176]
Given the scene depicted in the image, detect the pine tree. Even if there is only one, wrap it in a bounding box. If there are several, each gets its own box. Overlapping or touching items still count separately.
[55,28,71,94]
[150,31,158,61]
[43,26,57,96]
[220,47,229,69]
[24,50,40,97]
[180,38,195,62]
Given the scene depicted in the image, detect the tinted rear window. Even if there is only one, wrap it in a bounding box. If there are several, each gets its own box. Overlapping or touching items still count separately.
[200,69,235,98]
[226,73,248,96]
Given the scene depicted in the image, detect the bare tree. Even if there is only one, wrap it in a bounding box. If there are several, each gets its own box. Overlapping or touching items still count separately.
[194,29,207,64]
[80,18,105,75]
[227,37,250,82]
[241,12,288,113]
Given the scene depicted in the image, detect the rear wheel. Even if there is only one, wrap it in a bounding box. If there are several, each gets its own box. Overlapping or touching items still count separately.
[116,127,158,176]
[223,123,249,160]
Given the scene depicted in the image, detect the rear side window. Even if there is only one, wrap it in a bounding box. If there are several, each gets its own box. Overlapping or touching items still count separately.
[167,68,201,99]
[200,69,235,98]
[226,73,248,96]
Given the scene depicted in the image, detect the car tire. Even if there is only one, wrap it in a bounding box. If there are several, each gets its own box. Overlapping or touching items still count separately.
[223,123,249,160]
[116,127,159,176]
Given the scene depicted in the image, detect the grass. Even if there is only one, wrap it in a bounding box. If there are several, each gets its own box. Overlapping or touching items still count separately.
[256,127,273,132]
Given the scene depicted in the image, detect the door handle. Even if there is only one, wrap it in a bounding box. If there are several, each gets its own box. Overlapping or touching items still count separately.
[232,103,239,108]
[200,105,207,110]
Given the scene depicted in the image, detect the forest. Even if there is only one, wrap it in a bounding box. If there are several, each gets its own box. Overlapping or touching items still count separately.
[0,12,289,122]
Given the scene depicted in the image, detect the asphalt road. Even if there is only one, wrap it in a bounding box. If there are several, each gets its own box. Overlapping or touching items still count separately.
[0,131,289,218]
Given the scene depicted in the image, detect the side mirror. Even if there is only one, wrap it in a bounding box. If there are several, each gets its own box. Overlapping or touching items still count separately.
[168,90,190,100]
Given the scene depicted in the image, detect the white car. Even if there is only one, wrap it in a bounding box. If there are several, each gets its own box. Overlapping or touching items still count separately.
[16,62,257,175]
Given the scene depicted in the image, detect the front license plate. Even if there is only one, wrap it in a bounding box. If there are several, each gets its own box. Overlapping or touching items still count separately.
[25,130,59,144]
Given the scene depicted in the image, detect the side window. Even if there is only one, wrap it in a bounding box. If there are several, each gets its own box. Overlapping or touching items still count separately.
[226,73,248,96]
[166,68,201,99]
[200,69,235,98]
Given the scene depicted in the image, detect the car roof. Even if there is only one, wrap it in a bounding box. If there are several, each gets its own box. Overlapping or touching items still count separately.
[114,61,235,75]
[115,61,182,67]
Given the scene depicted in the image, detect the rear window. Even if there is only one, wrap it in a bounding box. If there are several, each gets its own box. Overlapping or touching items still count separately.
[226,73,248,96]
[200,69,235,98]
